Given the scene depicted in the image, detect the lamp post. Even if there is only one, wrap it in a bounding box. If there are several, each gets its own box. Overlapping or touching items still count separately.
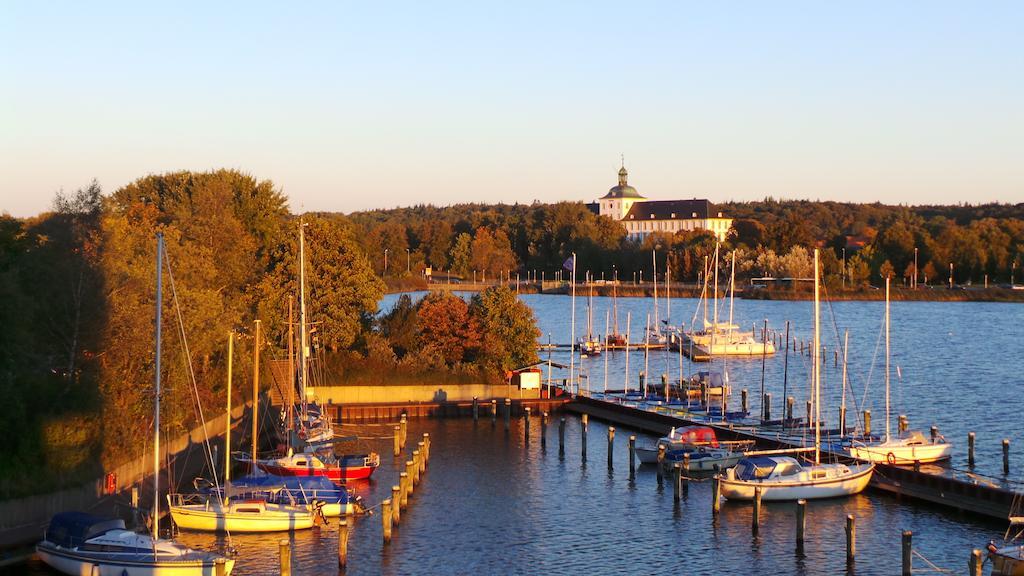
[384,249,389,276]
[841,248,846,289]
[406,249,410,273]
[949,262,954,289]
[913,247,918,289]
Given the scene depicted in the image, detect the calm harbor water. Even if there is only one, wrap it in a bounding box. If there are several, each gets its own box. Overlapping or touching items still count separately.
[15,292,1023,575]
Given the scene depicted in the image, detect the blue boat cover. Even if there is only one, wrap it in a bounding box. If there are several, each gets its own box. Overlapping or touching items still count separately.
[45,512,125,548]
[733,456,781,480]
[227,475,349,504]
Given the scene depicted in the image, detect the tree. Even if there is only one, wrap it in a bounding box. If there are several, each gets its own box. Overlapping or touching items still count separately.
[378,294,418,357]
[470,227,517,277]
[449,232,472,277]
[416,292,481,365]
[469,286,540,370]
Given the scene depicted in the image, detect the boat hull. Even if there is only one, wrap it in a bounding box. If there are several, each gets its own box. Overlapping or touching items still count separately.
[849,441,953,465]
[719,464,874,501]
[991,547,1024,575]
[169,504,314,532]
[36,544,234,576]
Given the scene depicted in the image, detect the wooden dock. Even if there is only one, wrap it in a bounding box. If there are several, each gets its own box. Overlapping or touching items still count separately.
[325,396,572,421]
[567,394,1020,520]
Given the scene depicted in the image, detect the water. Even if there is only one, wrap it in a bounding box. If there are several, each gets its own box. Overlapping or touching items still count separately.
[15,292,1023,575]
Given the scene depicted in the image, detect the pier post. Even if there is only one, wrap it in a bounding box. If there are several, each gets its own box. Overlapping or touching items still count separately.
[559,417,565,457]
[338,520,349,571]
[504,398,511,429]
[391,485,401,525]
[913,459,920,472]
[711,472,721,515]
[864,410,871,437]
[524,407,531,442]
[681,454,690,494]
[382,499,393,544]
[672,463,681,501]
[969,549,983,576]
[541,412,548,448]
[656,445,665,485]
[796,499,806,553]
[839,407,847,435]
[279,539,291,576]
[399,472,409,508]
[752,487,762,536]
[582,414,589,462]
[901,530,912,576]
[607,427,615,470]
[741,389,748,414]
[628,435,636,479]
[805,400,812,427]
[786,397,794,423]
[405,460,415,495]
[846,515,855,564]
[491,399,497,425]
[763,393,772,422]
[215,557,226,576]
[968,432,975,467]
[472,396,478,422]
[393,425,401,457]
[424,433,430,463]
[834,349,839,368]
[417,442,426,474]
[400,414,407,449]
[1004,439,1011,475]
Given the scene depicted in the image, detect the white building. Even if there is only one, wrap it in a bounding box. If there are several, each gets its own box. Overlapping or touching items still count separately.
[592,165,733,242]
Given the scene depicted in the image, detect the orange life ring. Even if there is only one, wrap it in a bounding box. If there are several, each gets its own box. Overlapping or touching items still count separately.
[886,452,896,465]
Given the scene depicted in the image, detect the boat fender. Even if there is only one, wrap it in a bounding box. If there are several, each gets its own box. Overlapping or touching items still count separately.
[987,540,999,554]
[886,452,896,465]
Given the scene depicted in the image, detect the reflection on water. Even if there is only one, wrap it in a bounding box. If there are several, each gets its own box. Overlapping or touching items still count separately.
[15,417,1006,575]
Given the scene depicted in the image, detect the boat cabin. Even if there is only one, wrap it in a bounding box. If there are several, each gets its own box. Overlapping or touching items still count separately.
[660,426,720,448]
[733,456,804,481]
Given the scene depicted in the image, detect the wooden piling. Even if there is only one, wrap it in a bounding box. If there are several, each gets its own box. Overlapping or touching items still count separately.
[279,539,291,576]
[423,433,430,463]
[338,520,349,571]
[846,515,855,564]
[913,459,920,472]
[405,460,416,495]
[628,435,636,478]
[540,412,548,448]
[399,472,409,508]
[864,410,871,437]
[607,427,615,470]
[752,487,762,535]
[382,499,393,544]
[786,396,794,422]
[805,400,812,427]
[672,463,681,501]
[504,398,511,429]
[558,417,565,456]
[763,393,772,422]
[1004,439,1011,475]
[656,445,665,485]
[417,443,426,474]
[393,425,401,457]
[524,408,531,441]
[839,406,847,434]
[581,414,589,461]
[399,415,407,449]
[741,388,748,413]
[391,485,401,525]
[413,449,423,482]
[902,530,912,575]
[215,558,226,576]
[711,473,721,515]
[682,454,690,493]
[472,396,479,422]
[970,549,983,576]
[491,399,497,425]
[796,499,806,552]
[968,432,975,467]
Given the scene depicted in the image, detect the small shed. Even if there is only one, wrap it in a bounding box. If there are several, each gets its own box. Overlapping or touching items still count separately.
[508,361,568,390]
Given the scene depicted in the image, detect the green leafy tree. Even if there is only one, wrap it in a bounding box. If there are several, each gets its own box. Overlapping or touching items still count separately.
[449,232,472,277]
[469,286,539,370]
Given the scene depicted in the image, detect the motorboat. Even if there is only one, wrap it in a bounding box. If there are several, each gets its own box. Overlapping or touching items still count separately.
[37,512,233,576]
[240,450,380,482]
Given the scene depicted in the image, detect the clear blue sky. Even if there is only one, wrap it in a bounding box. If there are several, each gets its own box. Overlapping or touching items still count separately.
[2,1,1022,217]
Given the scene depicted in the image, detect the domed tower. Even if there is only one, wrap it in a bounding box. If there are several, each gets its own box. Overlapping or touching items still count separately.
[598,163,645,220]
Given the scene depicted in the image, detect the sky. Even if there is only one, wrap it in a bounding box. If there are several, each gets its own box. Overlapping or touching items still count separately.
[2,1,1022,217]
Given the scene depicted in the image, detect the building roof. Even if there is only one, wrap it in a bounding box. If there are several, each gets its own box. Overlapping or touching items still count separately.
[623,199,726,221]
[599,166,645,200]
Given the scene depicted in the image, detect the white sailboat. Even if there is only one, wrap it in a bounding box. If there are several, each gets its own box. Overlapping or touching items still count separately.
[848,277,953,465]
[37,233,234,575]
[168,323,315,533]
[719,249,874,501]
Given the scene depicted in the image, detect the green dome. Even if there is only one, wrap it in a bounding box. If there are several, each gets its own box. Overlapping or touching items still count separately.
[600,165,644,199]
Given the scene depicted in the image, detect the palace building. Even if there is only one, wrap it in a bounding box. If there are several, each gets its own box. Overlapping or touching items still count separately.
[590,165,733,242]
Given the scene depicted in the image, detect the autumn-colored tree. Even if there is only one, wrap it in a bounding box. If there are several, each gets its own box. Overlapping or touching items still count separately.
[415,292,481,365]
[470,227,517,277]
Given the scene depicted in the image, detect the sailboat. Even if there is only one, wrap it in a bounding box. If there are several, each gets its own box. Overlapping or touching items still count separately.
[719,249,874,501]
[986,491,1024,574]
[37,233,235,575]
[847,277,953,465]
[646,249,669,347]
[167,310,315,534]
[578,276,602,356]
[606,281,627,347]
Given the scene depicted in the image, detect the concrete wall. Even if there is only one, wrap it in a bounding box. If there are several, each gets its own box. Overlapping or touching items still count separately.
[311,383,541,404]
[0,403,248,549]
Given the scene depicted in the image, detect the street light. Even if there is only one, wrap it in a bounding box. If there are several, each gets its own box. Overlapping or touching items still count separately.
[384,249,389,276]
[913,247,918,289]
[949,262,954,289]
[405,248,410,273]
[841,248,846,289]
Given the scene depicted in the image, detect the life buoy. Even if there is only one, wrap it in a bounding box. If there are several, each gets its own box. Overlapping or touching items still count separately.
[886,452,897,465]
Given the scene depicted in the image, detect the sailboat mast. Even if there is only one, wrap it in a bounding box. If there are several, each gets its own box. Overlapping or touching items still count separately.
[569,253,577,395]
[225,331,233,491]
[644,313,651,398]
[652,250,659,329]
[153,233,163,541]
[624,311,631,393]
[885,275,891,443]
[841,329,848,431]
[612,282,619,335]
[604,309,610,393]
[666,258,671,323]
[702,255,709,329]
[813,249,821,465]
[712,245,719,351]
[299,219,309,408]
[252,319,261,465]
[728,251,736,328]
[287,295,294,443]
